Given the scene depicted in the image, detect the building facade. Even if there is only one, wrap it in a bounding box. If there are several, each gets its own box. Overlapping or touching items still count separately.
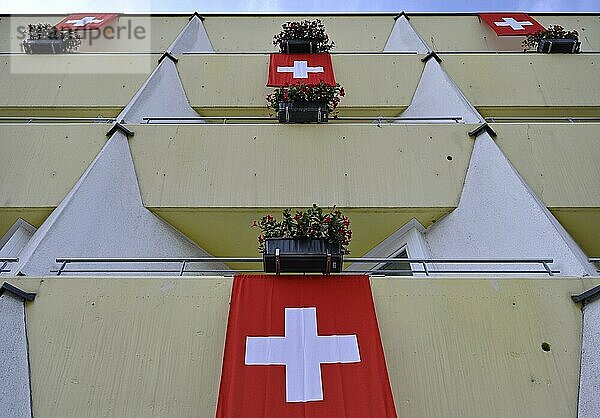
[0,12,599,417]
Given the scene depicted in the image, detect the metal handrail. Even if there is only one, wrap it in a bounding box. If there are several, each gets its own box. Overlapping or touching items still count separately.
[181,51,420,55]
[486,117,600,123]
[0,117,115,124]
[0,258,18,273]
[53,257,558,277]
[142,116,463,124]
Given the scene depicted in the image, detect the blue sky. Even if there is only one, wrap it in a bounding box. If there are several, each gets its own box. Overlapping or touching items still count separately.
[4,0,599,13]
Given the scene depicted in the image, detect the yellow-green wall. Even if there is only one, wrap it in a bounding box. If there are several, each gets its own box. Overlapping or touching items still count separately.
[11,276,597,418]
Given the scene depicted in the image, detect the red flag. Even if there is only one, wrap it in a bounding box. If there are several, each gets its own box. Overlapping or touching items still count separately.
[216,275,397,418]
[479,13,545,36]
[55,13,120,31]
[268,54,336,87]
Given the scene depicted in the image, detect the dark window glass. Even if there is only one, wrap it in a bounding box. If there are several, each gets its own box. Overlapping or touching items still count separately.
[379,248,412,276]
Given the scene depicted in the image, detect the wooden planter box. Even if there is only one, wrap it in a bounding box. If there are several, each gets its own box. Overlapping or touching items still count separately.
[263,238,343,274]
[278,101,329,124]
[279,39,320,53]
[537,38,580,54]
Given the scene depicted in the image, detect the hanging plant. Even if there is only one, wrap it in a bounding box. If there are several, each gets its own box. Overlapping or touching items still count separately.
[23,23,82,53]
[252,204,352,254]
[273,19,335,53]
[522,25,580,52]
[266,82,345,114]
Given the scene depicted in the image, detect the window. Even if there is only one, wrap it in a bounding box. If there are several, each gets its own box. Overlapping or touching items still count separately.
[378,248,413,276]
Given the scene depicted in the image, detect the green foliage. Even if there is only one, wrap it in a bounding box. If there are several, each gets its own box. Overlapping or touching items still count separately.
[522,25,579,50]
[266,82,345,113]
[252,204,352,254]
[273,19,335,52]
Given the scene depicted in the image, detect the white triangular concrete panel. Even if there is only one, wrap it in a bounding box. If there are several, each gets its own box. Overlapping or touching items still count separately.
[14,132,224,276]
[399,59,483,124]
[118,58,201,124]
[424,132,595,276]
[383,16,430,53]
[579,297,600,417]
[0,293,32,418]
[169,15,214,53]
[0,219,36,259]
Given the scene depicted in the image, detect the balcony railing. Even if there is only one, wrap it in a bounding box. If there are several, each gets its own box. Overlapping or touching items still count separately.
[590,258,600,272]
[51,257,559,276]
[0,258,18,274]
[142,116,464,124]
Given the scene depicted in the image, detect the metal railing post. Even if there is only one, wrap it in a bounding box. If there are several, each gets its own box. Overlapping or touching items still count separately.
[56,260,68,276]
[179,260,188,276]
[542,261,554,277]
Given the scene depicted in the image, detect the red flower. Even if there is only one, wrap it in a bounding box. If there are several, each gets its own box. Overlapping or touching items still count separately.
[251,220,258,227]
[339,87,345,97]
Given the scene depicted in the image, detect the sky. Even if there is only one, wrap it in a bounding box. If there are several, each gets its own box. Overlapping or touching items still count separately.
[3,0,599,13]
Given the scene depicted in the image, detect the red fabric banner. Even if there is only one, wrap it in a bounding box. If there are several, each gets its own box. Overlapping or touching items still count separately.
[267,53,336,87]
[216,275,397,418]
[55,13,120,31]
[479,13,545,36]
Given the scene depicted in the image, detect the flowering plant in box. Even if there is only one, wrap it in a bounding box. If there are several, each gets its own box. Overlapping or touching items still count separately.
[273,19,335,52]
[522,25,579,50]
[266,82,345,113]
[25,23,82,52]
[252,204,352,254]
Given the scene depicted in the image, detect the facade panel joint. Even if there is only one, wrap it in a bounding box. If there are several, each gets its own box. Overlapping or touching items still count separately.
[468,123,497,138]
[421,51,442,63]
[106,122,134,138]
[189,12,206,21]
[394,11,410,21]
[0,282,35,302]
[572,285,600,304]
[158,51,179,64]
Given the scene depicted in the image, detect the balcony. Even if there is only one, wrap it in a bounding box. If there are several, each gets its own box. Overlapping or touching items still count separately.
[5,275,597,417]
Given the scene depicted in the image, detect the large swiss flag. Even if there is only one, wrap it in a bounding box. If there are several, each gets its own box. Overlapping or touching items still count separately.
[216,275,397,418]
[479,13,545,36]
[55,13,120,31]
[267,53,336,87]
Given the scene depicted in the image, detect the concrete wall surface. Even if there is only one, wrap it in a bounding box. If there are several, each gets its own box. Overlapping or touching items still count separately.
[442,54,600,110]
[177,54,423,114]
[410,15,600,52]
[8,276,597,418]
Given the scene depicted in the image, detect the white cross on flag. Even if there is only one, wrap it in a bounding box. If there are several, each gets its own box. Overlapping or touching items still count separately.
[268,54,336,87]
[479,13,545,36]
[55,13,120,31]
[216,275,397,418]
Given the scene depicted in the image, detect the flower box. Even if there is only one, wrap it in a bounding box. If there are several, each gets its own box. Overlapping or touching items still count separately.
[22,39,70,54]
[537,38,580,54]
[278,101,329,123]
[263,238,343,274]
[279,38,320,53]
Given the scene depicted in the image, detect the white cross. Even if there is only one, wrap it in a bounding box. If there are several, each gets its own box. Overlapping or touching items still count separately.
[65,16,104,27]
[277,60,324,79]
[494,17,533,31]
[245,307,360,403]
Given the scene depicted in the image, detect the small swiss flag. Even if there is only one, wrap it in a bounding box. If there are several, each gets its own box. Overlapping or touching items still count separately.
[55,13,120,31]
[267,53,336,87]
[479,13,545,36]
[216,275,397,418]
